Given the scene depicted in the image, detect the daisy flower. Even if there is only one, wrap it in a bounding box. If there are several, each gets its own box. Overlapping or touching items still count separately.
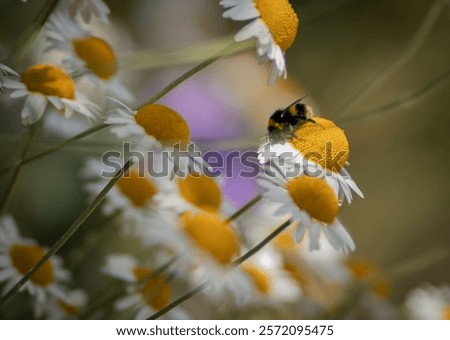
[259,116,363,204]
[220,0,299,85]
[0,63,18,95]
[257,169,356,252]
[46,11,133,103]
[345,258,391,300]
[33,289,88,319]
[105,101,209,177]
[405,284,450,320]
[342,257,398,319]
[240,245,301,305]
[82,158,172,239]
[102,254,187,320]
[63,0,110,24]
[147,211,252,304]
[155,172,223,214]
[3,63,99,125]
[0,215,70,302]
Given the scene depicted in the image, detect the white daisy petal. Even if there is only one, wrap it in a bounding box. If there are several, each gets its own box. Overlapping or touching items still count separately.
[22,94,48,125]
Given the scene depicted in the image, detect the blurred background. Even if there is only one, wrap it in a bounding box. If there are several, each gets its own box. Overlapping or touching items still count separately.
[0,0,449,317]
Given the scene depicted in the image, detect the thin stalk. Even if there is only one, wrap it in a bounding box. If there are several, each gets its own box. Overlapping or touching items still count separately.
[0,120,42,214]
[334,0,448,118]
[0,124,107,175]
[7,0,60,68]
[142,42,247,106]
[0,160,132,307]
[338,69,450,126]
[147,218,293,320]
[226,194,263,222]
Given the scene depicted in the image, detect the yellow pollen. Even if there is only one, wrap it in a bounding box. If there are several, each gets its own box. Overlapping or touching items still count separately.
[133,267,172,311]
[9,244,54,286]
[57,300,80,315]
[283,260,307,286]
[290,117,349,172]
[116,169,158,207]
[182,212,239,265]
[443,306,450,320]
[346,258,390,298]
[254,0,299,51]
[274,228,297,251]
[21,64,75,99]
[242,263,270,294]
[73,37,117,80]
[286,176,338,224]
[134,104,190,146]
[177,174,222,212]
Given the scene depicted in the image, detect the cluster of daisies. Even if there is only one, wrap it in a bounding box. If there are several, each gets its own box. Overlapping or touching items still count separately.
[0,0,448,320]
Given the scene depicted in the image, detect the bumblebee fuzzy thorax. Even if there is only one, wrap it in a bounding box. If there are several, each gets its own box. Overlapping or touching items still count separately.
[267,100,316,144]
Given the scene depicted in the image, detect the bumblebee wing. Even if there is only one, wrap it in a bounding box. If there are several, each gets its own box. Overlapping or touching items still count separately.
[284,94,309,110]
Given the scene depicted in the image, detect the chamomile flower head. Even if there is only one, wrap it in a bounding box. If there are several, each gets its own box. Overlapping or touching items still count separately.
[0,215,70,302]
[3,63,99,125]
[345,258,391,300]
[82,158,171,238]
[105,101,209,177]
[46,12,133,103]
[156,172,223,214]
[221,0,299,85]
[405,284,450,320]
[146,211,251,303]
[259,117,363,204]
[240,246,301,304]
[102,254,187,320]
[63,0,110,24]
[258,170,356,253]
[0,63,18,95]
[33,289,88,319]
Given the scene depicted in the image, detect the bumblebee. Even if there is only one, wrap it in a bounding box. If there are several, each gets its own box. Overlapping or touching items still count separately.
[267,97,316,144]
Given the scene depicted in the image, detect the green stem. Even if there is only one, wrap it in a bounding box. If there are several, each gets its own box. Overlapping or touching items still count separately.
[0,120,42,214]
[226,194,263,222]
[0,160,132,307]
[0,124,107,175]
[338,69,450,126]
[7,0,60,68]
[141,42,246,106]
[333,0,448,118]
[147,218,293,320]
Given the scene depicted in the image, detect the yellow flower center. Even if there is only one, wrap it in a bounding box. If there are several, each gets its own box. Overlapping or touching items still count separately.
[182,212,240,265]
[274,226,298,251]
[346,258,390,298]
[134,104,190,146]
[133,267,172,311]
[21,64,75,99]
[254,0,299,51]
[9,244,54,286]
[283,260,307,286]
[177,174,222,212]
[57,300,81,315]
[116,169,158,207]
[242,263,270,294]
[72,37,117,80]
[290,117,349,172]
[443,306,450,320]
[286,176,338,224]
